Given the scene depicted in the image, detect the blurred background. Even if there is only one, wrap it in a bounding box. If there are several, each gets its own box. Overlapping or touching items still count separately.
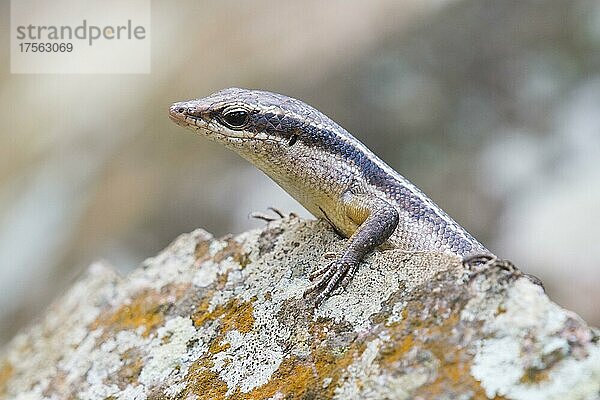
[1,0,599,345]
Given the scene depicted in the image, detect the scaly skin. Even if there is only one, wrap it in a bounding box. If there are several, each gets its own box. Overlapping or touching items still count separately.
[169,88,491,304]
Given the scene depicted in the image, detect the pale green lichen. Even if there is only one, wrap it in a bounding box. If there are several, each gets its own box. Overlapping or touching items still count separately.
[136,229,213,291]
[212,329,284,395]
[210,297,290,395]
[470,278,600,400]
[139,316,201,389]
[193,260,220,288]
[386,300,407,325]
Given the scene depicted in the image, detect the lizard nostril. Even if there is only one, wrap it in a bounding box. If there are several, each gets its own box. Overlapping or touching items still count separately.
[177,107,185,114]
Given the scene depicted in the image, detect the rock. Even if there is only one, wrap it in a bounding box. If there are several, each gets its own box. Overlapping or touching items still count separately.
[1,217,598,399]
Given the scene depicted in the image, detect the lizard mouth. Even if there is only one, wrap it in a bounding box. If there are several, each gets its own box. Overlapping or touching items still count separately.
[169,102,219,134]
[169,102,203,128]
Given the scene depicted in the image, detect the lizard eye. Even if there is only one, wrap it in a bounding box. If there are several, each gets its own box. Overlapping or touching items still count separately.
[220,108,249,129]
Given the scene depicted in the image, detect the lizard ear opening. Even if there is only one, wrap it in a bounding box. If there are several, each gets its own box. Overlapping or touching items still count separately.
[288,133,299,146]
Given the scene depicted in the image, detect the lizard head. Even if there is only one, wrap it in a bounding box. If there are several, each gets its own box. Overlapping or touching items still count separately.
[169,88,350,157]
[169,88,374,206]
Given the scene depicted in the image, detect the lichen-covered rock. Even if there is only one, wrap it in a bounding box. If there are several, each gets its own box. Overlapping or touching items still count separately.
[0,218,598,399]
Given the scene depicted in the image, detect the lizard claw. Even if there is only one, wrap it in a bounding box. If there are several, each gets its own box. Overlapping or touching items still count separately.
[250,207,297,222]
[304,258,354,305]
[267,207,299,219]
[267,207,285,218]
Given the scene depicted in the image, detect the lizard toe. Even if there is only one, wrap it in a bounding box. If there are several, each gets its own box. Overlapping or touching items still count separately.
[339,261,360,290]
[305,259,353,304]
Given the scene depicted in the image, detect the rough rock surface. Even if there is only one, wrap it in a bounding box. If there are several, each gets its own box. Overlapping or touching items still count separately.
[1,217,599,399]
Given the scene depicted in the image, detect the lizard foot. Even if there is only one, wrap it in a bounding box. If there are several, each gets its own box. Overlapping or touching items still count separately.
[304,258,355,305]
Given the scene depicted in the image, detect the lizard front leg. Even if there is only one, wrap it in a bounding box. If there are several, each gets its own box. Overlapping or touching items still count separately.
[304,191,399,305]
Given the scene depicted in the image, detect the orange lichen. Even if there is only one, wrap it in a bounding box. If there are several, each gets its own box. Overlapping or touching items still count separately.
[193,298,256,335]
[207,273,510,399]
[90,290,164,337]
[179,357,229,400]
[89,284,187,338]
[379,305,499,399]
[222,299,255,334]
[379,333,414,365]
[213,239,250,268]
[0,362,13,396]
[243,357,318,399]
[244,328,366,400]
[219,338,365,400]
[208,338,231,355]
[181,311,367,399]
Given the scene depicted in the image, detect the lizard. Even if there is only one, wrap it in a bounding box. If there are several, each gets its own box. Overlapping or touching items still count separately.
[169,88,492,305]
